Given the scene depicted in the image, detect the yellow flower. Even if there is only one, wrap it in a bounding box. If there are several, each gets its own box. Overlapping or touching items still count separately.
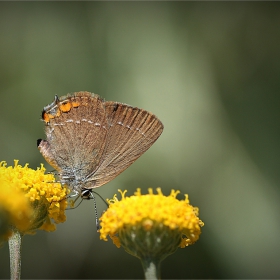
[0,160,68,240]
[0,181,31,242]
[99,188,204,262]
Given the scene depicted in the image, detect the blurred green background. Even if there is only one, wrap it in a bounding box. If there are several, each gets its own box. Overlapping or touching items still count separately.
[1,2,280,279]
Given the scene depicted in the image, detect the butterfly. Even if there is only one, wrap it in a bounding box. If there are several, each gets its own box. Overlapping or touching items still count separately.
[38,91,163,199]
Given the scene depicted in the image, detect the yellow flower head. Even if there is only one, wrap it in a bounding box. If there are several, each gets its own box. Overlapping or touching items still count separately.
[99,188,204,261]
[0,160,68,240]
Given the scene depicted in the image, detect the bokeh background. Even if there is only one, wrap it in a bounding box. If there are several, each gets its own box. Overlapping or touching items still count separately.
[1,2,280,279]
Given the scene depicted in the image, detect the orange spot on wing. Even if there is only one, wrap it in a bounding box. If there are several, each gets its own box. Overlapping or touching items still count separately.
[42,110,61,123]
[59,102,72,112]
[43,112,57,123]
[71,101,80,108]
[42,112,50,123]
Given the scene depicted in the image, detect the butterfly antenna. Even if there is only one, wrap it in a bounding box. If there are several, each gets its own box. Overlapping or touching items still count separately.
[89,192,100,231]
[91,190,109,208]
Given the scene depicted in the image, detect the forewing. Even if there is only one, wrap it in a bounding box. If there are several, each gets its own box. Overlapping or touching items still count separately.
[90,101,163,187]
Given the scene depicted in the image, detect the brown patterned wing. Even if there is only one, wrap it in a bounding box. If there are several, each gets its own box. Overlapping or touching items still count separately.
[39,92,108,190]
[89,101,164,188]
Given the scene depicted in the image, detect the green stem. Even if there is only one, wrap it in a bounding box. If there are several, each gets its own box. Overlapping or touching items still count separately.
[141,258,161,280]
[8,229,22,280]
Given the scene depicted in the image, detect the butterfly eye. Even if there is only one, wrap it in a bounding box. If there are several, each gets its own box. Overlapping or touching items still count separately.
[81,189,92,200]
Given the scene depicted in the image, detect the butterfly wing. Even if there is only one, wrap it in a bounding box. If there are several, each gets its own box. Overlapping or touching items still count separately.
[89,101,163,188]
[38,92,108,190]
